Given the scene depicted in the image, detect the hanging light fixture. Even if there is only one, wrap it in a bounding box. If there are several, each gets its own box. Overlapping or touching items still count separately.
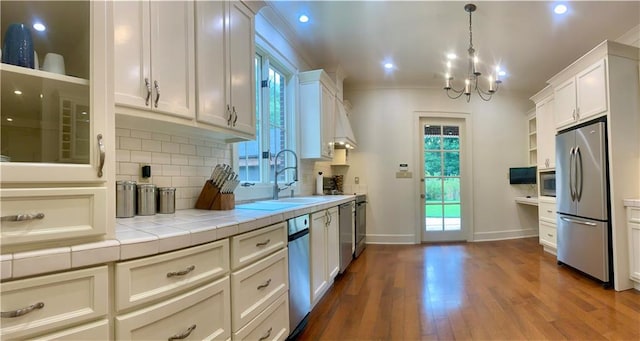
[444,3,502,102]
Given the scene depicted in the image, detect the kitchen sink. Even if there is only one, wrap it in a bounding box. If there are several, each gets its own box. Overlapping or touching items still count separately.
[235,201,304,211]
[270,197,325,204]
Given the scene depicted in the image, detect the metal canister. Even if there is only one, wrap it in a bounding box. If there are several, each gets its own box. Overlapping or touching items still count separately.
[157,187,176,214]
[137,184,157,216]
[116,181,136,218]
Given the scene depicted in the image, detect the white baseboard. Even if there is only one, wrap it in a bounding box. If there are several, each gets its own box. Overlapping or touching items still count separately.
[366,234,415,244]
[472,228,538,242]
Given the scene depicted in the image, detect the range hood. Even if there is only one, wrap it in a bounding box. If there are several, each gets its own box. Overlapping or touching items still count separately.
[334,100,357,149]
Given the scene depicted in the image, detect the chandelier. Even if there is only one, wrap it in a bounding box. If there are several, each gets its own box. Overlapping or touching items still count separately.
[444,3,502,102]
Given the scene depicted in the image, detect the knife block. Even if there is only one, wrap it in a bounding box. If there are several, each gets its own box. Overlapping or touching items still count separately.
[195,180,235,210]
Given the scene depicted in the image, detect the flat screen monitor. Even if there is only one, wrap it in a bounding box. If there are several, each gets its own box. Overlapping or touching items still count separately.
[509,166,537,184]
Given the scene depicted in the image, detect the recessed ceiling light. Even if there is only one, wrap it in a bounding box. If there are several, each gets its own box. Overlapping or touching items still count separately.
[384,63,394,69]
[554,4,568,15]
[14,90,22,95]
[33,22,46,31]
[446,53,457,60]
[498,70,507,77]
[298,14,309,23]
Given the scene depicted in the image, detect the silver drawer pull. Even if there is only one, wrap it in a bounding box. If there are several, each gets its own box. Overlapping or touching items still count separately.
[166,265,196,278]
[546,210,553,213]
[1,213,45,222]
[257,278,271,290]
[1,302,45,318]
[547,233,553,237]
[258,327,273,341]
[256,239,271,247]
[559,216,597,226]
[168,324,196,340]
[97,134,105,177]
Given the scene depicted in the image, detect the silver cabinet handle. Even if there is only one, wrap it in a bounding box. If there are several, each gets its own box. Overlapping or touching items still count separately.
[1,302,45,318]
[144,78,152,106]
[1,213,45,222]
[257,278,271,290]
[97,134,105,177]
[572,108,576,120]
[546,210,553,213]
[166,265,196,278]
[256,239,270,247]
[168,324,196,340]
[560,216,597,226]
[232,106,238,126]
[154,80,160,108]
[258,327,273,341]
[547,233,553,237]
[226,105,233,125]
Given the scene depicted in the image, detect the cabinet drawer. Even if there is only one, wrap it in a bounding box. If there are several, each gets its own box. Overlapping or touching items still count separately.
[0,188,107,247]
[539,200,557,223]
[115,239,229,311]
[629,207,640,223]
[115,276,231,341]
[0,266,108,340]
[539,220,557,248]
[234,292,289,341]
[31,319,110,341]
[231,248,288,331]
[231,222,287,270]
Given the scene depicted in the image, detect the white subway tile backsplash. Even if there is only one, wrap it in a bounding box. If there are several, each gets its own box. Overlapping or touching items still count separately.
[162,164,181,176]
[180,144,196,155]
[117,126,231,208]
[131,150,152,163]
[152,152,171,164]
[120,162,140,176]
[120,137,142,150]
[116,128,130,137]
[188,156,204,166]
[142,139,162,152]
[171,154,189,165]
[116,149,131,162]
[131,129,152,139]
[162,141,180,153]
[172,135,189,144]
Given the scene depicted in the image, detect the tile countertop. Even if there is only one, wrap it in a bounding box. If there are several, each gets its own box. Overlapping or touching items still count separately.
[623,199,640,208]
[1,195,357,281]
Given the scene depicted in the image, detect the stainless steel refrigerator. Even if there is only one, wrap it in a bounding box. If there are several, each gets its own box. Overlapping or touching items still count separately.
[556,118,612,285]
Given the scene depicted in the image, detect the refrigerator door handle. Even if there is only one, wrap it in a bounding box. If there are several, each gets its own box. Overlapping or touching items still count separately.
[560,216,598,226]
[569,147,576,202]
[575,146,583,202]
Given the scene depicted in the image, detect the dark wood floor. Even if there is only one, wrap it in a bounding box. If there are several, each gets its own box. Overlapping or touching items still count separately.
[298,238,640,340]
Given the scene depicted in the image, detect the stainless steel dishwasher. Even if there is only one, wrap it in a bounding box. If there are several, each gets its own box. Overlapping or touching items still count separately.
[287,214,310,339]
[338,201,354,273]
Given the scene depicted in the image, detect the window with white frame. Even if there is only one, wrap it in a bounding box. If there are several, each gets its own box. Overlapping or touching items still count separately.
[236,51,294,187]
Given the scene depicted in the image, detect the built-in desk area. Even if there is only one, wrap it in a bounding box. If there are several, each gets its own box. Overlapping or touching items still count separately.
[515,196,539,206]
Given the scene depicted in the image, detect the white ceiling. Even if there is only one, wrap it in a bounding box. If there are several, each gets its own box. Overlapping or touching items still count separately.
[264,1,640,95]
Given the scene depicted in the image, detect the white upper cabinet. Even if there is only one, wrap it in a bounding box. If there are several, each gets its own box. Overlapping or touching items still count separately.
[0,1,111,183]
[299,70,336,160]
[531,86,555,170]
[553,59,607,130]
[195,1,256,139]
[114,0,195,119]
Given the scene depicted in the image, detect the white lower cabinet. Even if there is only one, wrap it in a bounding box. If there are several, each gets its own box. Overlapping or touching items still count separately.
[233,292,289,341]
[538,197,557,254]
[0,266,108,340]
[31,319,110,341]
[230,248,288,332]
[115,277,231,340]
[310,207,339,307]
[628,207,640,284]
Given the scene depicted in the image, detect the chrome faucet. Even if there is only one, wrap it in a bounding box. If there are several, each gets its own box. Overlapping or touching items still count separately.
[273,149,298,200]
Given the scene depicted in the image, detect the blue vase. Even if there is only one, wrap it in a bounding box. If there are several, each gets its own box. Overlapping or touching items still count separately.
[2,23,35,68]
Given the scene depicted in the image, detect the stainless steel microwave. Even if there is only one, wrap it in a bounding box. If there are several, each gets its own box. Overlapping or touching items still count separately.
[539,171,556,197]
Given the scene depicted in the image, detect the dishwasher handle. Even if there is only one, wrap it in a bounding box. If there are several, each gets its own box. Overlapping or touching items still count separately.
[288,228,309,242]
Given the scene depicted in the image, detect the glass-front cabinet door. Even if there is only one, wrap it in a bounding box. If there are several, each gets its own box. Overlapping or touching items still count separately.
[0,1,109,184]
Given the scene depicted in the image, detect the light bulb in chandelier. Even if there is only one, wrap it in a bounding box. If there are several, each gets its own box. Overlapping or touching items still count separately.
[443,3,503,102]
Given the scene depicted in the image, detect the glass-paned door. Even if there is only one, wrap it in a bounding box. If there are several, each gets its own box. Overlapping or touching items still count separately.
[421,118,467,241]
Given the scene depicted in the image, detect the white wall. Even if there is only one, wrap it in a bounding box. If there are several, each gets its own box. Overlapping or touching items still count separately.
[344,87,536,243]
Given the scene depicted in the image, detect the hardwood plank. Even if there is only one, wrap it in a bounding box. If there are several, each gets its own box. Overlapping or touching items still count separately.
[296,238,640,340]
